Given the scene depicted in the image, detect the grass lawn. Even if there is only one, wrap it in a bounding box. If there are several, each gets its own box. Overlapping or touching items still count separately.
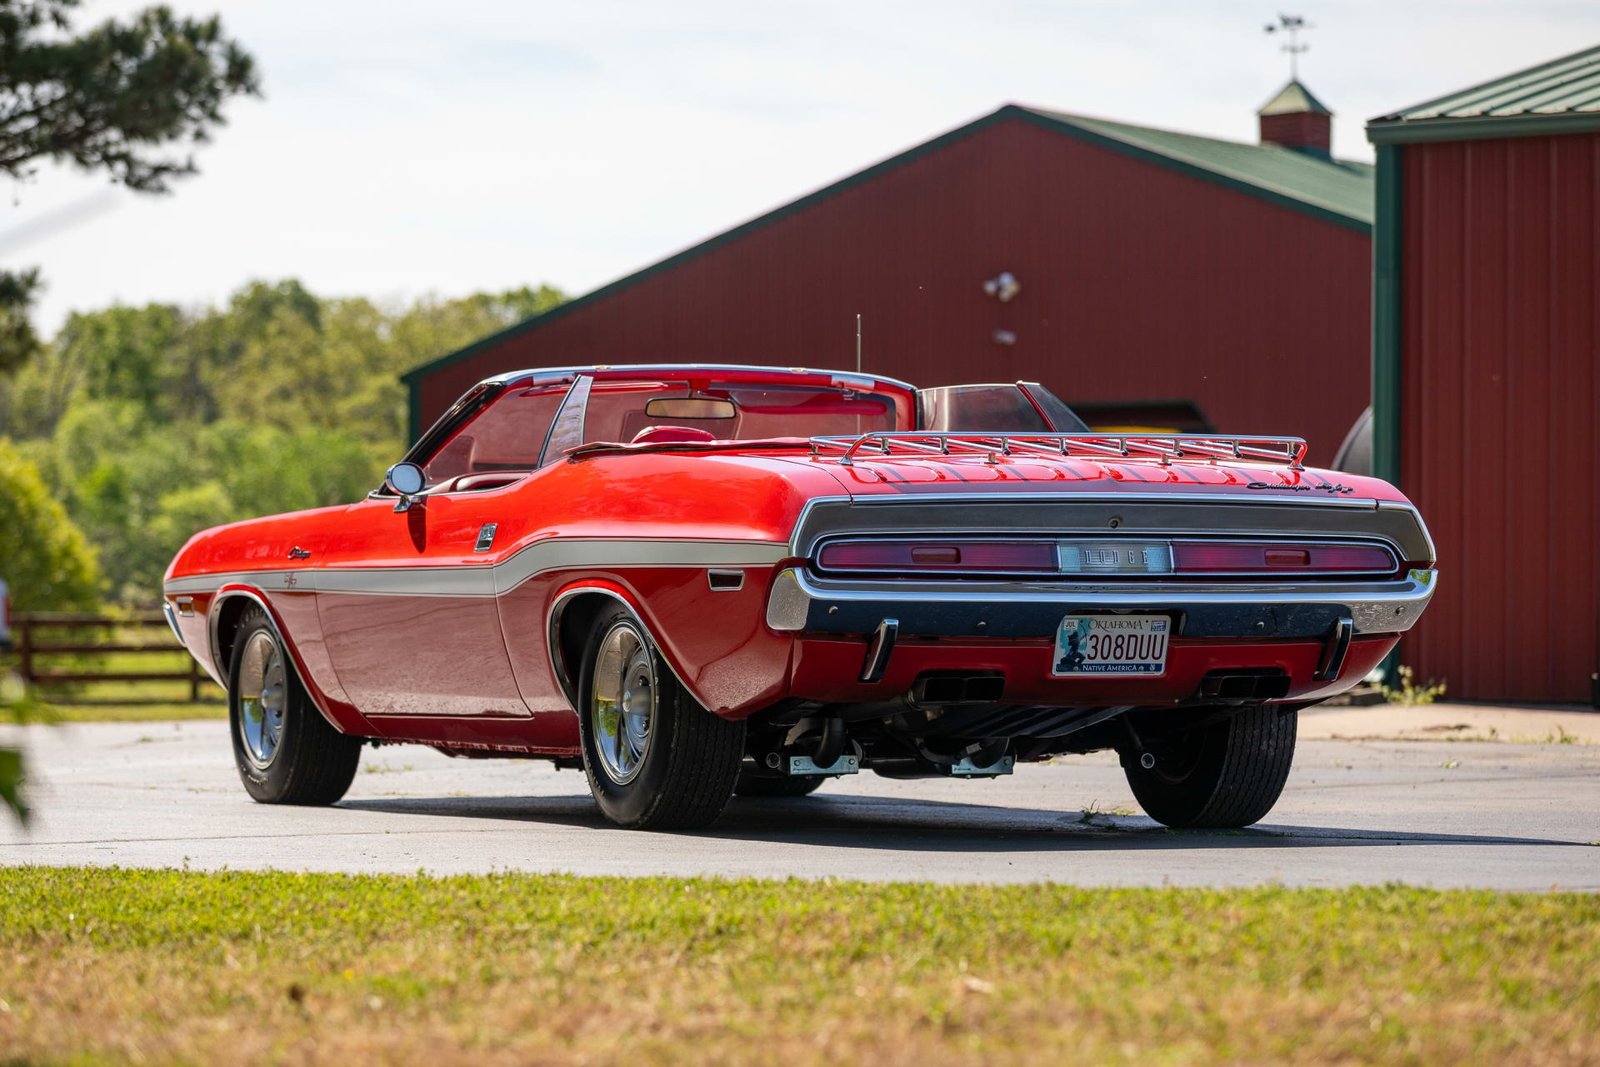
[0,868,1595,1066]
[24,698,225,722]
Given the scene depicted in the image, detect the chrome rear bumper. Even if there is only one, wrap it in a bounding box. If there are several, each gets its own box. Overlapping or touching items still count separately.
[765,567,1437,640]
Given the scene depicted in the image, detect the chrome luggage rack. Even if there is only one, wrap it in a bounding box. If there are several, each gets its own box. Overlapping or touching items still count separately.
[809,432,1308,470]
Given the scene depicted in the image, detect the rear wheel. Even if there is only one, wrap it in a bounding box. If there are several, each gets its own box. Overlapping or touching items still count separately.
[1122,705,1297,828]
[228,607,361,805]
[733,769,824,798]
[577,605,744,829]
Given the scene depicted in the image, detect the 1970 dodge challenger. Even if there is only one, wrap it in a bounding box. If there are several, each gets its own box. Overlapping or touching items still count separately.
[163,365,1436,830]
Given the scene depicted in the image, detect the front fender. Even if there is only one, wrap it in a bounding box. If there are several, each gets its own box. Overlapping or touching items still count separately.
[206,585,374,737]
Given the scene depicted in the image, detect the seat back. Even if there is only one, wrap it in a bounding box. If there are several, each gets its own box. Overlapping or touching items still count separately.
[629,425,717,445]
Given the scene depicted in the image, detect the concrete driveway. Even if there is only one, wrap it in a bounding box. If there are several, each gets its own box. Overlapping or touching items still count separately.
[1,716,1596,889]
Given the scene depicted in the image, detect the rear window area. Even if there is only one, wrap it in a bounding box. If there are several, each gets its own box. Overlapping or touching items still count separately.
[580,382,897,445]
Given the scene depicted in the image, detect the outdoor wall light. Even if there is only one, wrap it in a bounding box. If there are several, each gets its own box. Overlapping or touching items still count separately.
[983,271,1020,302]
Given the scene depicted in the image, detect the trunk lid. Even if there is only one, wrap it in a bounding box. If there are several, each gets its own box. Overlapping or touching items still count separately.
[797,432,1406,504]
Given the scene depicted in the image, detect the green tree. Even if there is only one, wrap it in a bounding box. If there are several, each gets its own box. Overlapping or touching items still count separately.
[0,278,567,603]
[55,302,188,414]
[0,435,101,826]
[0,0,259,371]
[0,268,42,375]
[0,435,99,610]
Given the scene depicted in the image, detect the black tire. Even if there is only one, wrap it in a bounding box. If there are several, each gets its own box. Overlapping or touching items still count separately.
[733,768,825,798]
[577,605,745,830]
[227,607,361,805]
[1122,705,1297,828]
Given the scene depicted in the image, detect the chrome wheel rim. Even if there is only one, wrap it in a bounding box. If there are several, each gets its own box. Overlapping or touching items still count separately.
[236,631,288,770]
[590,619,656,785]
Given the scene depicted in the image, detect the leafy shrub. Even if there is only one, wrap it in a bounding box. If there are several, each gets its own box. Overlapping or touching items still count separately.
[0,437,100,611]
[1381,665,1447,706]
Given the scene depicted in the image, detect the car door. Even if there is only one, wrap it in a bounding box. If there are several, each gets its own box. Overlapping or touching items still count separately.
[314,377,574,719]
[315,488,532,718]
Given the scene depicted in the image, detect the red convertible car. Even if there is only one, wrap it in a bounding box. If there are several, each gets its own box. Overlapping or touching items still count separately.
[164,365,1436,830]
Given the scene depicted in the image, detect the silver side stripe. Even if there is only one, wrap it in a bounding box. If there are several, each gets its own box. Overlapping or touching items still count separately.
[163,537,790,598]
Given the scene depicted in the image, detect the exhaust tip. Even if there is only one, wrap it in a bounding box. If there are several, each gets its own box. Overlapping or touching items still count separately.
[910,671,1005,706]
[1198,669,1290,703]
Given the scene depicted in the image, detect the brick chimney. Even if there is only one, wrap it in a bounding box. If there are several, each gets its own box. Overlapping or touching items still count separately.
[1258,80,1332,156]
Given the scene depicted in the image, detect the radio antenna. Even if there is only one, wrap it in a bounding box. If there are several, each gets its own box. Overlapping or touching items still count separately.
[855,313,862,375]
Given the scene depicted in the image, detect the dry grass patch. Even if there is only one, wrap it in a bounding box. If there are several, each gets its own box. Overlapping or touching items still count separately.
[0,867,1596,1065]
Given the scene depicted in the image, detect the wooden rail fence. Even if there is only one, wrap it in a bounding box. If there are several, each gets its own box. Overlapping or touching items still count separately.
[10,612,214,703]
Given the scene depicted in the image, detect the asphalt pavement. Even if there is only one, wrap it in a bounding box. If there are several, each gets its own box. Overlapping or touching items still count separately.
[1,717,1597,889]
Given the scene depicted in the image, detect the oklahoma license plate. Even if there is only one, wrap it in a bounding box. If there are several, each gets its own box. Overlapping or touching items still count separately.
[1052,614,1169,676]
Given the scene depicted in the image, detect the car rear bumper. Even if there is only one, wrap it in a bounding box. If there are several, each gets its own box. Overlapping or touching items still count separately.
[785,632,1399,707]
[765,567,1437,640]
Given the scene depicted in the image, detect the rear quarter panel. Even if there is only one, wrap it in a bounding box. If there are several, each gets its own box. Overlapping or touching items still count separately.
[493,452,844,717]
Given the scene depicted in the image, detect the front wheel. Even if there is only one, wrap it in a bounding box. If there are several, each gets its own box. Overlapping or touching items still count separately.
[228,607,361,805]
[577,605,745,829]
[1122,704,1297,828]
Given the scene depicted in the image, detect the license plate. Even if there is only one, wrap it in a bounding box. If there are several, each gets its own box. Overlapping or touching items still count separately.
[1052,614,1169,676]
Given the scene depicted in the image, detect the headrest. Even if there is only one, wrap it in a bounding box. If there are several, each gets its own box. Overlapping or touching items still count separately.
[629,425,718,445]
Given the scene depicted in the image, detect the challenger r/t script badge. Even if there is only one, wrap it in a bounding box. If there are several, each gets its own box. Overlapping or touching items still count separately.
[1247,481,1356,494]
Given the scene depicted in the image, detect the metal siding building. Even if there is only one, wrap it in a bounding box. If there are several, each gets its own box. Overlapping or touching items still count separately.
[1369,45,1600,703]
[408,101,1374,465]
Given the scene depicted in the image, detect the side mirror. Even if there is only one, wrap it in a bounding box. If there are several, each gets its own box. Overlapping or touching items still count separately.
[384,462,426,512]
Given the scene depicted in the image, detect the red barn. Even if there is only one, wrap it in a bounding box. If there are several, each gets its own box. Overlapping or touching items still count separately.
[405,86,1375,464]
[1368,45,1600,704]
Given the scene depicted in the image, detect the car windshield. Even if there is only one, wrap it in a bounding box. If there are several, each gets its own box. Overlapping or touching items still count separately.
[419,375,1088,485]
[423,377,901,483]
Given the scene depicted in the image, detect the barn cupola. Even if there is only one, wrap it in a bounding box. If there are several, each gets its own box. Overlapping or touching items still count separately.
[1258,80,1333,157]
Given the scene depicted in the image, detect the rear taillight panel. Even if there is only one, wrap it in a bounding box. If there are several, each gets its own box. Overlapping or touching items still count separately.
[1168,541,1399,577]
[812,537,1401,579]
[816,540,1058,574]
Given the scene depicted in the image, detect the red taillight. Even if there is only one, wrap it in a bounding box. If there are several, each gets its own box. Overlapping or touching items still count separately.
[1170,541,1396,575]
[817,540,1058,574]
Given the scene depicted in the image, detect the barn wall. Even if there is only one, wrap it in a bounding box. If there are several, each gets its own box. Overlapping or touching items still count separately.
[1397,132,1600,702]
[417,116,1372,465]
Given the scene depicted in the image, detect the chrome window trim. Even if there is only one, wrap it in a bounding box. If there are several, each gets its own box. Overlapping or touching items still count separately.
[538,373,594,467]
[483,363,917,395]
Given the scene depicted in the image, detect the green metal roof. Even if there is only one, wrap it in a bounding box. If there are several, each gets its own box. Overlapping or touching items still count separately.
[1017,108,1373,227]
[403,104,1374,393]
[1259,80,1334,116]
[1369,43,1600,144]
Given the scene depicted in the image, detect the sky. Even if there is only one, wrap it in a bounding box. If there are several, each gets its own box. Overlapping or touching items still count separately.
[4,0,1598,332]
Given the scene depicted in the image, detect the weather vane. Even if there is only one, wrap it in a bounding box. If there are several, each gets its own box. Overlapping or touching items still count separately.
[1264,14,1313,80]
